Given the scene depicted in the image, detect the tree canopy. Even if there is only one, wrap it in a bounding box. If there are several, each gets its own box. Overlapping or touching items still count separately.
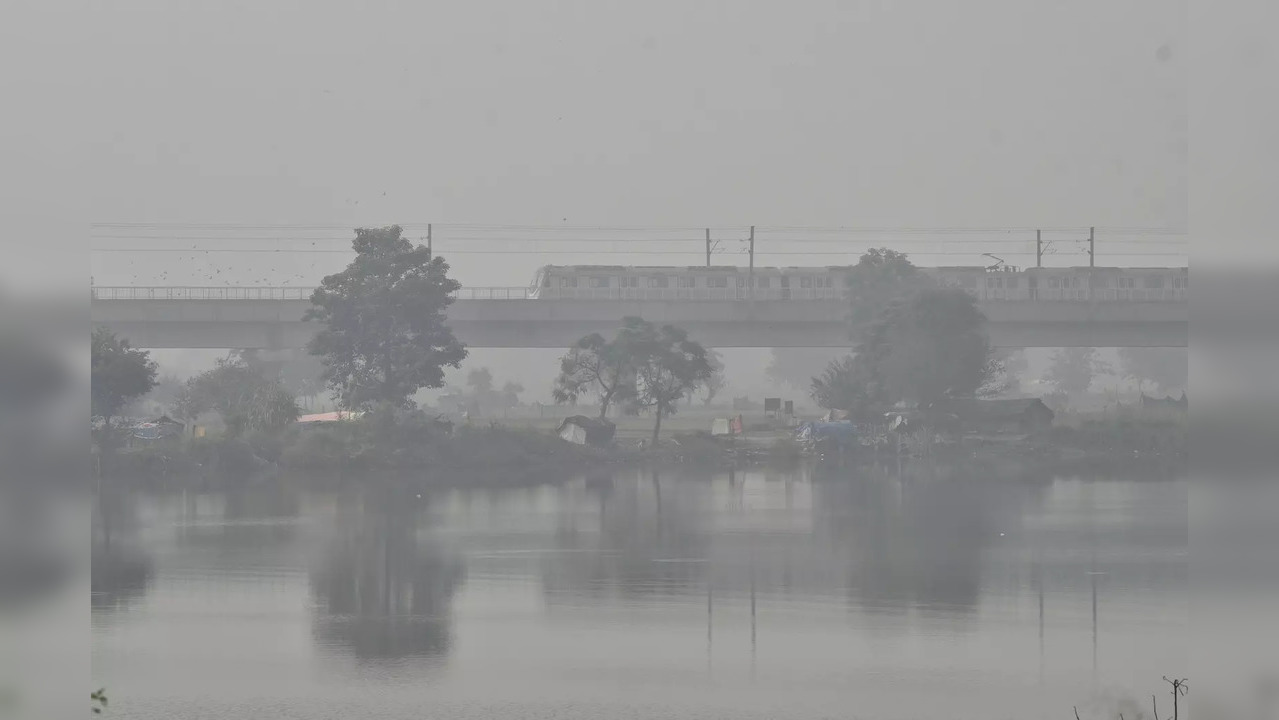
[1044,347,1111,397]
[91,329,158,423]
[700,350,726,406]
[552,320,647,418]
[307,226,468,409]
[811,288,997,413]
[174,355,298,436]
[625,319,714,445]
[844,248,936,340]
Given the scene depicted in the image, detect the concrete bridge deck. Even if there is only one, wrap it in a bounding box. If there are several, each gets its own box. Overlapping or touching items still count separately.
[90,289,1187,349]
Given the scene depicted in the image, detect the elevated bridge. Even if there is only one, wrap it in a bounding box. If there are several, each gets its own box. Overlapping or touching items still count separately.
[90,287,1188,349]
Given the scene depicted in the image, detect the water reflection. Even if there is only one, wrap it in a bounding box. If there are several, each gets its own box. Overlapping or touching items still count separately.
[173,485,303,548]
[91,486,153,611]
[542,470,713,603]
[310,489,464,661]
[89,468,1187,719]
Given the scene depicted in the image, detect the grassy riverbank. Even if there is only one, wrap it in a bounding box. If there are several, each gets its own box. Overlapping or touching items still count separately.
[97,407,1185,486]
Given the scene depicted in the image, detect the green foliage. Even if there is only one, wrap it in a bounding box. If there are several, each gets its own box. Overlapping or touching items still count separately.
[552,325,641,418]
[1045,347,1111,397]
[229,349,327,400]
[91,329,158,422]
[466,367,493,395]
[91,687,107,714]
[844,248,936,339]
[812,289,997,411]
[622,318,715,445]
[499,381,524,408]
[700,349,726,405]
[175,355,299,436]
[864,289,997,404]
[810,354,883,414]
[992,348,1030,393]
[307,225,468,409]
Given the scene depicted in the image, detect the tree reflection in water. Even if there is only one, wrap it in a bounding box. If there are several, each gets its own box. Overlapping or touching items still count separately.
[91,486,153,612]
[542,470,714,604]
[539,464,1051,627]
[812,462,1049,619]
[310,488,464,661]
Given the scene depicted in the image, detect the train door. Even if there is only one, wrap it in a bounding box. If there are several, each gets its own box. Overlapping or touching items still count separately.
[1027,274,1038,301]
[780,275,791,300]
[985,275,1003,300]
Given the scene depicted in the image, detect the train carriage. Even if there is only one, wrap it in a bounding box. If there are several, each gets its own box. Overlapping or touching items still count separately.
[528,264,1186,303]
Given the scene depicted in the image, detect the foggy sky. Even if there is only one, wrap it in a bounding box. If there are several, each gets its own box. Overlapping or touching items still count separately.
[4,0,1184,293]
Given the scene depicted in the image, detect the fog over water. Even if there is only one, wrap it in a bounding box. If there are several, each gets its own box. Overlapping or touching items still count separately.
[92,467,1187,720]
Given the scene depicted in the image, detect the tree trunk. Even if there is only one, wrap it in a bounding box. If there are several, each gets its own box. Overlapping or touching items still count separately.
[651,406,663,447]
[598,390,612,420]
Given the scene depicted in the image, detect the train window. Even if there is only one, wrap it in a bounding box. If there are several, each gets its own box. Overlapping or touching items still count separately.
[757,277,770,288]
[1005,277,1018,289]
[559,277,578,288]
[589,277,610,288]
[1048,278,1060,289]
[678,277,695,288]
[800,277,813,289]
[619,277,639,288]
[708,277,728,288]
[1144,277,1165,289]
[987,277,1001,288]
[822,277,833,288]
[1118,277,1134,289]
[648,276,669,288]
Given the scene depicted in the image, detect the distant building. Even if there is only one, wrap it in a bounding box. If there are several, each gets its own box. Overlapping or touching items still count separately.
[557,416,616,447]
[941,398,1055,435]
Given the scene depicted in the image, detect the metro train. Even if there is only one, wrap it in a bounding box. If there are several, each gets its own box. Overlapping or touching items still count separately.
[527,265,1189,302]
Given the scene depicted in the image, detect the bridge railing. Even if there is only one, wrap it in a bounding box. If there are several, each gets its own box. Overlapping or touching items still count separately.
[90,285,1188,302]
[91,286,317,301]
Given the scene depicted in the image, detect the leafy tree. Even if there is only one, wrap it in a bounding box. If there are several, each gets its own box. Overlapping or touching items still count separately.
[994,348,1030,393]
[307,225,468,410]
[500,381,524,409]
[552,322,645,418]
[1117,347,1187,394]
[700,350,727,406]
[228,349,326,401]
[1044,347,1111,397]
[625,320,714,445]
[91,329,158,426]
[466,367,494,395]
[176,356,299,436]
[845,248,936,341]
[810,289,997,411]
[810,354,884,415]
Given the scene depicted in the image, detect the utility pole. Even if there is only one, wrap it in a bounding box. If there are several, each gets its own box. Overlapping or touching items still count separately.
[427,223,433,261]
[705,228,711,267]
[1088,226,1095,267]
[1035,229,1042,268]
[748,226,755,297]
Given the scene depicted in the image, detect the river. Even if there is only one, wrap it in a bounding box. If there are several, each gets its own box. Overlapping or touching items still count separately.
[90,465,1187,719]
